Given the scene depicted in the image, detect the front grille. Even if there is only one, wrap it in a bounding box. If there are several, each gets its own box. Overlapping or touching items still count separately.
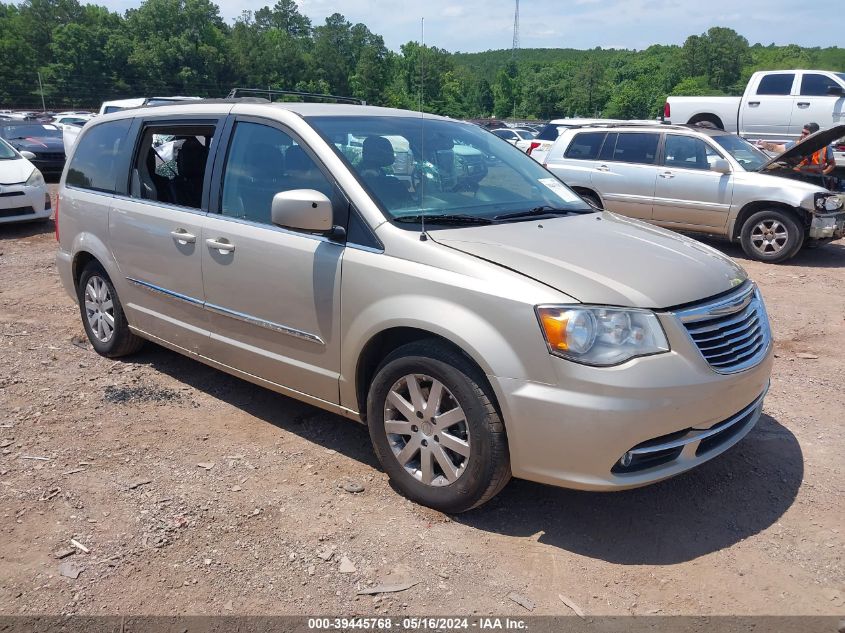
[0,191,25,198]
[35,152,65,160]
[675,283,771,373]
[0,206,35,218]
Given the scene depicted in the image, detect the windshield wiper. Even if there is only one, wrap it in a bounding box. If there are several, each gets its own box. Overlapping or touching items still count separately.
[394,214,495,225]
[493,205,592,221]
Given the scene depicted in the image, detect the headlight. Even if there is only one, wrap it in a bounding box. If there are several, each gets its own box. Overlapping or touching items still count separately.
[536,305,669,366]
[25,169,45,187]
[815,193,843,212]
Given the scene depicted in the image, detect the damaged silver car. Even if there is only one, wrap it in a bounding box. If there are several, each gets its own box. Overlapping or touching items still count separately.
[544,123,845,263]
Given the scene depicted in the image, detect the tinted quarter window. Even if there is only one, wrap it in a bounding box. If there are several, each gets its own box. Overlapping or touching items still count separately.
[129,124,215,209]
[220,121,333,225]
[756,74,794,95]
[800,74,841,96]
[66,119,132,192]
[611,133,659,165]
[564,132,606,160]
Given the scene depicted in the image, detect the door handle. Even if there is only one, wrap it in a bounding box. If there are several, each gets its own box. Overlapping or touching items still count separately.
[659,171,675,179]
[596,164,610,172]
[797,102,810,107]
[747,101,760,106]
[170,229,196,244]
[206,238,235,253]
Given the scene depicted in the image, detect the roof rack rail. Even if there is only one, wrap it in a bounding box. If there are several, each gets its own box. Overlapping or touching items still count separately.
[226,88,366,106]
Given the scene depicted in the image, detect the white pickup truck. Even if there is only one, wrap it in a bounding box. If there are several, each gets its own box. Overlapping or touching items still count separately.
[664,70,845,148]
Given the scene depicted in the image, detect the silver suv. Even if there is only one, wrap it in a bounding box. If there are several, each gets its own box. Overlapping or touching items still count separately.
[544,123,845,263]
[56,100,773,512]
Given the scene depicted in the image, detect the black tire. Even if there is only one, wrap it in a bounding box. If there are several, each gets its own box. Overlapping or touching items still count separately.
[366,340,511,513]
[77,261,144,357]
[739,209,804,263]
[579,191,603,210]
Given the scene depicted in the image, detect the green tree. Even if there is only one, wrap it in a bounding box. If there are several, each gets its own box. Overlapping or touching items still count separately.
[254,0,310,37]
[124,0,232,95]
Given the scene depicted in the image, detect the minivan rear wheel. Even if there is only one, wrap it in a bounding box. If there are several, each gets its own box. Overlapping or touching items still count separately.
[740,209,803,263]
[366,341,510,513]
[77,262,144,357]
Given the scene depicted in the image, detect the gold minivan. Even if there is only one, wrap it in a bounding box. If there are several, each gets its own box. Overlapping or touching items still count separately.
[56,99,773,511]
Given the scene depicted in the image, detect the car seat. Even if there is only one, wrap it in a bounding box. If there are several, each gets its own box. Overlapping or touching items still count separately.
[360,136,412,208]
[173,137,208,208]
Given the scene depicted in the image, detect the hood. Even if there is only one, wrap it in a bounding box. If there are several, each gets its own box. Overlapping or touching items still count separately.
[760,123,845,170]
[9,136,64,153]
[428,212,747,309]
[0,157,36,185]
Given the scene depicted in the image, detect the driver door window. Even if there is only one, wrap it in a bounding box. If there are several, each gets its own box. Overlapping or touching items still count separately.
[220,122,332,225]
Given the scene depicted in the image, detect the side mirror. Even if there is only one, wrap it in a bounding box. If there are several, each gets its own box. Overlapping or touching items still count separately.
[827,85,844,96]
[271,189,333,233]
[710,159,731,174]
[20,150,36,160]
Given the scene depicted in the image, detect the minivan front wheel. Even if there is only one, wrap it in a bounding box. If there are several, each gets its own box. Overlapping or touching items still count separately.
[77,262,143,357]
[367,341,510,513]
[740,209,803,263]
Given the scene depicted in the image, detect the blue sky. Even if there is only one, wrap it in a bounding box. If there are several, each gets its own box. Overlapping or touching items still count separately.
[102,0,845,52]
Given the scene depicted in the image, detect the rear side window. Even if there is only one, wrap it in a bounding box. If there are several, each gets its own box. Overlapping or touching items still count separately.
[564,132,606,160]
[129,124,215,210]
[800,74,841,96]
[607,132,659,165]
[66,119,132,192]
[756,74,794,96]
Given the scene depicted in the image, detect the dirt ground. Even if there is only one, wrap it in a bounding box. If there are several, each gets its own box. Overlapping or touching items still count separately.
[0,187,843,617]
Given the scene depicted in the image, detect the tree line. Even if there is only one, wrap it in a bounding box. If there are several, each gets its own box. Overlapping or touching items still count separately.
[1,0,844,119]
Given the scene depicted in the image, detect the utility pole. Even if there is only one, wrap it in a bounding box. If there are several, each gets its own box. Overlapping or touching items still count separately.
[37,72,46,111]
[511,0,520,120]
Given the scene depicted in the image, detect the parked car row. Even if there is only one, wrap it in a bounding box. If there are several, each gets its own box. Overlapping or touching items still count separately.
[56,98,775,512]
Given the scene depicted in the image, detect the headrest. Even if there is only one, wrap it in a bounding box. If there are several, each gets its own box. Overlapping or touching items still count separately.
[176,137,207,179]
[362,136,395,168]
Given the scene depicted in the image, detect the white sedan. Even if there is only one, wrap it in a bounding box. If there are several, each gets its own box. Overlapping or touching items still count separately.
[490,128,537,153]
[0,138,51,224]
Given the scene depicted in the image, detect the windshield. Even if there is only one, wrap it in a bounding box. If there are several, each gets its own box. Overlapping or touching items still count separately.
[0,138,18,160]
[712,134,769,171]
[1,124,61,140]
[307,115,591,224]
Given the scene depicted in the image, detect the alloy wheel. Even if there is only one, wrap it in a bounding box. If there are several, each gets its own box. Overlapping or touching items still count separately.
[383,373,471,487]
[84,275,115,343]
[750,219,788,255]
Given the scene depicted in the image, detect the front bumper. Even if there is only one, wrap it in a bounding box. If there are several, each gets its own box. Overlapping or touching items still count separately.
[0,183,51,224]
[809,212,845,239]
[30,157,65,177]
[491,310,773,491]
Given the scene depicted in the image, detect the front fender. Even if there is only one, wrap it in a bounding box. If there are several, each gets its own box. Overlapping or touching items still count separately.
[337,248,565,414]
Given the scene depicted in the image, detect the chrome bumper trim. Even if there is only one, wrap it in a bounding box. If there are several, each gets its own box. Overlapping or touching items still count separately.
[629,386,768,456]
